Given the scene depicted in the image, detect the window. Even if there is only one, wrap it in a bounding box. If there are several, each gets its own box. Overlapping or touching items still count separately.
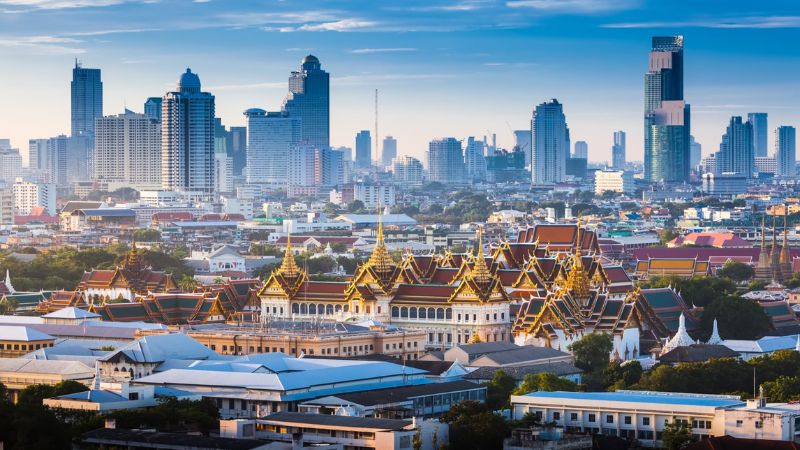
[624,416,631,425]
[642,417,650,426]
[553,412,561,420]
[588,414,596,423]
[493,313,497,320]
[735,420,743,428]
[606,415,614,424]
[570,413,578,421]
[755,421,763,429]
[457,313,461,321]
[128,392,139,400]
[228,399,235,410]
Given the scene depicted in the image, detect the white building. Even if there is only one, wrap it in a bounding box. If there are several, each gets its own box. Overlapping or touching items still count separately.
[244,109,299,185]
[511,390,800,447]
[0,149,23,186]
[287,142,319,194]
[0,189,14,226]
[392,156,424,186]
[93,109,161,190]
[354,183,395,209]
[214,152,233,194]
[755,156,777,176]
[595,170,634,195]
[221,196,253,220]
[12,180,56,215]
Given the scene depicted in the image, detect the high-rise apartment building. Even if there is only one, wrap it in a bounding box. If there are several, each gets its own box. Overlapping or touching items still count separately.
[71,60,102,138]
[94,109,161,190]
[382,136,397,168]
[716,116,754,178]
[214,153,233,193]
[514,130,532,167]
[427,138,464,184]
[229,126,247,176]
[144,97,162,122]
[776,126,797,177]
[644,36,690,182]
[282,55,330,150]
[573,141,588,160]
[612,131,626,170]
[355,130,372,169]
[244,109,300,185]
[531,99,569,184]
[287,142,321,196]
[161,69,216,193]
[689,135,702,169]
[747,113,768,157]
[321,147,345,187]
[465,136,486,183]
[47,135,68,186]
[13,180,56,215]
[393,156,424,186]
[0,148,22,186]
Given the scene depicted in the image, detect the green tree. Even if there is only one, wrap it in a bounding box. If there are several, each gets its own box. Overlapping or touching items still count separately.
[513,372,579,395]
[662,418,693,450]
[132,228,162,242]
[440,400,509,450]
[716,261,755,282]
[348,200,365,213]
[762,376,800,402]
[413,429,423,450]
[604,360,643,390]
[700,295,772,340]
[660,228,680,245]
[179,274,198,292]
[485,370,516,410]
[568,333,613,374]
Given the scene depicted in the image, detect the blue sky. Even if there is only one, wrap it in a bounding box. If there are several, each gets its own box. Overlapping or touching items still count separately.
[1,0,799,165]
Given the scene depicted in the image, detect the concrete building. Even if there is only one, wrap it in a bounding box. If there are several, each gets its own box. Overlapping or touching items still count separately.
[748,112,768,157]
[356,130,372,169]
[573,140,588,159]
[612,131,626,170]
[776,126,796,177]
[143,97,161,122]
[244,109,299,185]
[12,180,56,215]
[754,157,777,176]
[393,156,424,186]
[532,99,569,184]
[93,109,161,190]
[287,142,321,197]
[214,152,233,194]
[382,136,397,168]
[427,137,464,184]
[282,55,330,150]
[464,137,486,183]
[0,148,23,186]
[161,68,215,194]
[594,170,634,195]
[690,135,702,169]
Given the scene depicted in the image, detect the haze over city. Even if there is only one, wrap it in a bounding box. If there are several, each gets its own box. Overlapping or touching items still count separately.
[1,0,799,163]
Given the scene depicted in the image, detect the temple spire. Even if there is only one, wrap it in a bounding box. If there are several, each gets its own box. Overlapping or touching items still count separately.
[781,207,791,264]
[277,232,301,279]
[366,206,395,276]
[471,226,492,286]
[707,318,723,345]
[761,216,766,250]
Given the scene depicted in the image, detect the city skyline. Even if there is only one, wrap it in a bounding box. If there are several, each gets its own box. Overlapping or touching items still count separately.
[1,1,799,166]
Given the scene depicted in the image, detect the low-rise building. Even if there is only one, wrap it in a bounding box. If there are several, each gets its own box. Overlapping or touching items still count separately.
[0,325,55,357]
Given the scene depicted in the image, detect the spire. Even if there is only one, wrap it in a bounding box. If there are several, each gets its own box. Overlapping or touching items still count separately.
[761,216,766,250]
[470,227,492,287]
[91,361,101,391]
[564,216,591,303]
[781,207,791,264]
[367,207,395,276]
[707,318,723,345]
[277,232,301,279]
[661,312,695,354]
[4,269,14,294]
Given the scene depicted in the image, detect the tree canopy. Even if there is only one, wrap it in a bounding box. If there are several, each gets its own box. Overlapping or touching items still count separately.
[440,400,508,450]
[700,295,772,340]
[716,261,755,282]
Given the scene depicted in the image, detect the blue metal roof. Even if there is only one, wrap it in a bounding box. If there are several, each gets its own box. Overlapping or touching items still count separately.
[79,209,136,217]
[523,390,744,408]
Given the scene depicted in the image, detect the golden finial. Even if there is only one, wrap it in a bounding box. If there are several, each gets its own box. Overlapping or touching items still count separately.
[367,205,395,276]
[564,214,591,302]
[761,215,766,249]
[278,232,301,279]
[781,206,791,263]
[471,226,492,286]
[468,323,483,344]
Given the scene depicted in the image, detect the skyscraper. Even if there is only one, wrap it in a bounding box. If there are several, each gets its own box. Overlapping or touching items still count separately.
[464,136,486,183]
[393,156,424,186]
[513,130,532,167]
[612,131,626,169]
[716,116,754,178]
[144,97,162,122]
[244,108,299,185]
[355,130,372,169]
[776,126,796,177]
[689,135,702,169]
[644,36,690,182]
[531,99,569,185]
[71,60,103,138]
[161,68,215,193]
[427,138,464,184]
[282,55,330,150]
[748,113,768,157]
[287,142,321,196]
[382,136,397,168]
[94,109,161,190]
[229,126,247,176]
[573,141,588,159]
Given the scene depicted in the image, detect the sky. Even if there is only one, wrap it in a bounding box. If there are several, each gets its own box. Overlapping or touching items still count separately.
[0,0,799,166]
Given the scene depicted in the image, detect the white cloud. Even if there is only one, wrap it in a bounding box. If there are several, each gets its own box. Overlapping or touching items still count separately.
[0,34,84,53]
[0,0,124,9]
[350,47,417,54]
[604,16,800,29]
[506,0,636,13]
[285,18,379,32]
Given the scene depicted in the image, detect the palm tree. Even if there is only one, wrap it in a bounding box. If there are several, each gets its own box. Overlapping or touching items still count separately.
[179,275,198,292]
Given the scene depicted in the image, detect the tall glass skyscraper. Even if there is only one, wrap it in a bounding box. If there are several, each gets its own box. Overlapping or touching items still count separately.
[381,136,397,167]
[747,113,768,157]
[144,97,162,122]
[355,130,372,169]
[612,131,626,169]
[644,36,690,183]
[161,68,216,193]
[531,99,569,185]
[427,138,464,184]
[777,126,796,177]
[244,108,299,185]
[71,60,103,138]
[282,55,330,150]
[716,116,754,178]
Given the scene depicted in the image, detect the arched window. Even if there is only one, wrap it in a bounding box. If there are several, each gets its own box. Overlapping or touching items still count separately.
[300,304,308,315]
[436,308,444,320]
[391,307,399,318]
[344,305,349,312]
[445,309,452,320]
[400,307,408,318]
[318,304,324,315]
[326,305,334,315]
[410,307,418,319]
[292,303,299,314]
[335,305,342,313]
[309,304,317,315]
[419,308,427,319]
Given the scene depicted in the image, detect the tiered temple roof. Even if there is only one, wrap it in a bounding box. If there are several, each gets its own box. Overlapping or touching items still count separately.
[76,244,178,300]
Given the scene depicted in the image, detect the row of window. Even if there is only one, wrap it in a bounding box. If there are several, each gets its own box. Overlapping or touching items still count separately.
[551,411,709,431]
[0,342,52,352]
[390,307,507,323]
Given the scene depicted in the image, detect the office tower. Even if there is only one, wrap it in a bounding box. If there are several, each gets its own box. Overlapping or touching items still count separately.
[465,136,486,182]
[513,130,532,167]
[777,126,797,177]
[214,118,230,156]
[0,148,22,186]
[93,109,161,189]
[393,156,424,186]
[716,116,754,178]
[531,99,569,184]
[214,153,233,193]
[287,142,321,192]
[689,135,702,169]
[748,113,768,157]
[161,68,216,193]
[244,109,300,185]
[427,138,464,184]
[382,136,397,168]
[13,180,56,215]
[229,126,247,176]
[573,141,588,159]
[612,131,626,170]
[321,147,344,187]
[28,139,48,172]
[47,135,68,186]
[71,60,103,138]
[282,55,330,149]
[144,97,162,122]
[355,130,372,169]
[644,36,690,183]
[0,140,9,151]
[335,146,353,162]
[484,133,497,158]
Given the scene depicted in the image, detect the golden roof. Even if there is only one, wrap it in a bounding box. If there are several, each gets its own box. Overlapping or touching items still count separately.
[470,227,492,287]
[366,212,396,276]
[563,217,591,301]
[277,233,302,279]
